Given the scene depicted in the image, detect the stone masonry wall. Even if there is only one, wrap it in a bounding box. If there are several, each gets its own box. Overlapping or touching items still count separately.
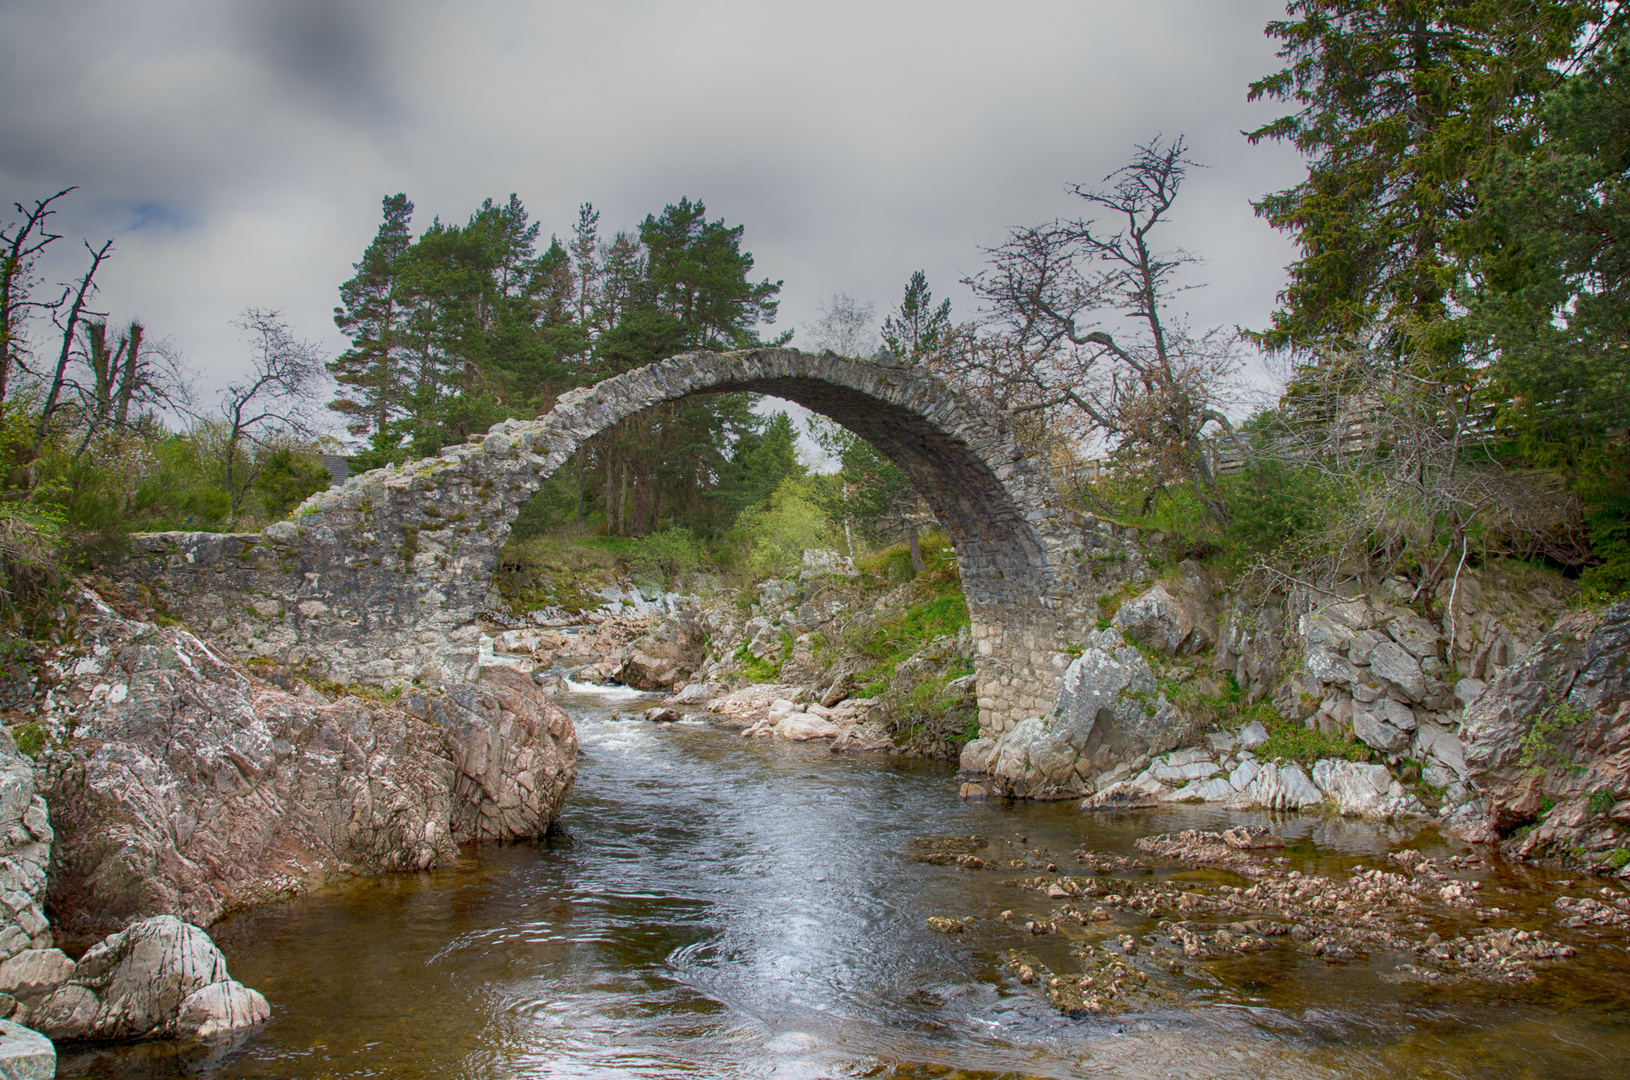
[121,349,1146,734]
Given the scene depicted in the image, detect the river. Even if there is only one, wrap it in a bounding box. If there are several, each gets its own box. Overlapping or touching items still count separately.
[58,676,1630,1079]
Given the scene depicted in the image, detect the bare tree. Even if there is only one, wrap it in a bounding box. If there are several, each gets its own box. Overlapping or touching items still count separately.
[31,238,113,458]
[951,137,1244,523]
[73,320,192,454]
[801,292,878,358]
[1251,346,1581,633]
[0,188,75,407]
[210,309,325,516]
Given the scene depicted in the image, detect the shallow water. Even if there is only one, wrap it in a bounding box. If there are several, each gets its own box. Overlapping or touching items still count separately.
[60,678,1630,1079]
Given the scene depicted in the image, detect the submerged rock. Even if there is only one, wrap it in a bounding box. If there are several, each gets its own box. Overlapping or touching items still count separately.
[31,916,268,1042]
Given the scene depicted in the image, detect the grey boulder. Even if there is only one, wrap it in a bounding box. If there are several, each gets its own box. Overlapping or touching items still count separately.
[1112,576,1216,655]
[0,1018,53,1078]
[984,628,1197,799]
[32,916,269,1041]
[1367,640,1426,702]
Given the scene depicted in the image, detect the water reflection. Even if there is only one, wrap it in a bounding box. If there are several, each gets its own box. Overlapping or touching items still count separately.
[57,679,1630,1079]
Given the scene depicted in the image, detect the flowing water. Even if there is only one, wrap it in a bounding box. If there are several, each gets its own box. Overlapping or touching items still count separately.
[59,675,1630,1079]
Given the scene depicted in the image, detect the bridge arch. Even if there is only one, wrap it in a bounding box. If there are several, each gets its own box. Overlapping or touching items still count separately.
[127,349,1147,735]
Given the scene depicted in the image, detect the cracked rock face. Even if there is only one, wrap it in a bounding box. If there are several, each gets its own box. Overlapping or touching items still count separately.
[983,628,1198,800]
[0,729,53,962]
[1460,601,1630,869]
[1111,572,1217,656]
[36,592,577,942]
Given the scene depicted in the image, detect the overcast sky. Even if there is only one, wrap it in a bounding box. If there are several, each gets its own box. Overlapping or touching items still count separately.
[1,0,1305,443]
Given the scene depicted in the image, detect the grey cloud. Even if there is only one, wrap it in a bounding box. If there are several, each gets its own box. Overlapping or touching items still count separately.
[234,0,405,126]
[0,0,1307,405]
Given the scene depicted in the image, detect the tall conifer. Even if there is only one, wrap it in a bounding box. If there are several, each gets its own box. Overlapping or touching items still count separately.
[330,194,414,447]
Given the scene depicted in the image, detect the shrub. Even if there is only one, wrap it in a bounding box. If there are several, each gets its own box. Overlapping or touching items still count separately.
[720,478,838,582]
[1248,702,1373,764]
[622,527,706,585]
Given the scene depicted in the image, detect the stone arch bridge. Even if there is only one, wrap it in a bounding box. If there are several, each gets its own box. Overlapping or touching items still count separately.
[125,349,1147,736]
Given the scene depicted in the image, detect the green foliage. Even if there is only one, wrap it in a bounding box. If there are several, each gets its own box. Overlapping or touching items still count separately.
[620,527,706,585]
[329,192,785,541]
[252,447,330,520]
[1249,702,1373,764]
[310,679,404,704]
[1218,456,1325,558]
[717,477,837,582]
[1607,848,1630,870]
[880,271,953,362]
[1468,29,1630,438]
[733,642,782,683]
[1519,694,1592,774]
[837,562,976,757]
[1590,789,1616,816]
[855,529,957,587]
[808,417,923,554]
[1246,1,1610,355]
[711,411,804,521]
[845,578,969,675]
[1158,670,1244,730]
[8,722,45,758]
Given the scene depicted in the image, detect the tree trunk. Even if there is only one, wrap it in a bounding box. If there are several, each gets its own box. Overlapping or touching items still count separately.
[575,455,585,527]
[113,321,142,427]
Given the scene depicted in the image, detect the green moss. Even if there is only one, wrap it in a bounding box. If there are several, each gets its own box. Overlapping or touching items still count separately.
[399,525,419,569]
[1589,788,1616,816]
[310,679,404,704]
[9,723,45,758]
[489,534,619,614]
[1606,848,1630,871]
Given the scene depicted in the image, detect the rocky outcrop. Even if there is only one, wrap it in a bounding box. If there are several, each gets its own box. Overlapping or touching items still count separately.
[1111,562,1217,656]
[1460,601,1630,871]
[401,666,576,843]
[613,600,708,690]
[1077,744,1426,818]
[0,730,53,962]
[34,591,576,942]
[979,628,1197,800]
[31,916,268,1041]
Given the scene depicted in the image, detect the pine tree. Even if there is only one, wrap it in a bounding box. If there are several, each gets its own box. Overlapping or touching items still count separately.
[330,194,414,450]
[1246,1,1616,360]
[880,271,952,361]
[594,198,782,536]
